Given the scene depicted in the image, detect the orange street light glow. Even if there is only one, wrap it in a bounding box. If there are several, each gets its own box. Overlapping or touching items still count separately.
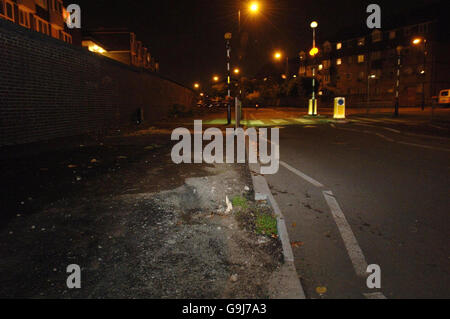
[309,47,319,56]
[213,76,219,82]
[194,83,200,89]
[234,68,240,74]
[274,52,282,60]
[310,21,318,29]
[412,38,422,45]
[249,2,259,13]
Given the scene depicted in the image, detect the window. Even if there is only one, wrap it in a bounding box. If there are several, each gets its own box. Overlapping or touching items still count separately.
[358,71,365,80]
[371,51,382,60]
[372,30,382,42]
[56,0,62,13]
[318,64,323,70]
[0,1,4,16]
[299,66,306,74]
[389,31,396,39]
[323,59,331,68]
[336,42,342,50]
[18,10,30,28]
[358,55,365,63]
[336,58,342,66]
[358,37,365,46]
[345,73,352,80]
[5,0,14,21]
[35,17,49,35]
[323,41,332,53]
[348,56,354,64]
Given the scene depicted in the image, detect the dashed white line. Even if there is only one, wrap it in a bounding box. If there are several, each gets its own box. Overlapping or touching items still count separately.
[279,161,324,188]
[323,190,368,278]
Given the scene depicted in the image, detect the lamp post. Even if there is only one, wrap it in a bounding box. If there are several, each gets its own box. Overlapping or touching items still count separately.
[394,45,403,117]
[412,37,427,111]
[310,21,319,116]
[367,74,376,114]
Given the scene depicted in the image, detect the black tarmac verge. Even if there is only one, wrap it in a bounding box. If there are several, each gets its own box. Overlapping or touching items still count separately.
[0,119,287,298]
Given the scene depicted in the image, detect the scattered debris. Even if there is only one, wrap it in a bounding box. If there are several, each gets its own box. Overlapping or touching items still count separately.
[291,241,304,248]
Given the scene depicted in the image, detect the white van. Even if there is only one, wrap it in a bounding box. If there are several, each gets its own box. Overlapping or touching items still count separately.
[438,89,450,106]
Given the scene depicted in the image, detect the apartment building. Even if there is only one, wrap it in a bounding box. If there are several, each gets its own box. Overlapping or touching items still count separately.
[82,29,159,72]
[0,0,72,43]
[298,16,450,108]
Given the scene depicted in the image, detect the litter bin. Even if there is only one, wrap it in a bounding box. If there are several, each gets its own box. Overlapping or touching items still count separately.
[334,97,346,119]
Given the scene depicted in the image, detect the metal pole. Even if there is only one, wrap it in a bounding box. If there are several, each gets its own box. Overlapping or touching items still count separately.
[421,40,427,111]
[394,52,401,117]
[311,28,317,116]
[226,39,232,124]
[367,76,370,114]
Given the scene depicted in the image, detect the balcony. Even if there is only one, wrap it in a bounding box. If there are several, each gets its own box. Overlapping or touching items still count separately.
[17,0,36,11]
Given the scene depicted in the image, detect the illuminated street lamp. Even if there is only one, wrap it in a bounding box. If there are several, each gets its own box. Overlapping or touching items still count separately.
[249,2,260,13]
[194,83,200,89]
[234,68,240,75]
[213,75,220,82]
[274,51,282,60]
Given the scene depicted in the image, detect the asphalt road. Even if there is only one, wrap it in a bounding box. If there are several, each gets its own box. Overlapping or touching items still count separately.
[243,107,450,299]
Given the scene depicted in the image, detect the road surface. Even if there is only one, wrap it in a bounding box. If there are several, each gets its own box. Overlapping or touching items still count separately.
[242,107,450,299]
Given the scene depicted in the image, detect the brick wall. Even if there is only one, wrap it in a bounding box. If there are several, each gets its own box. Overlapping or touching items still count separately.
[0,19,195,146]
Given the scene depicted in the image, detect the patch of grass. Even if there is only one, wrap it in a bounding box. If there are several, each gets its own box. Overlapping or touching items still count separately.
[231,196,248,210]
[255,213,278,236]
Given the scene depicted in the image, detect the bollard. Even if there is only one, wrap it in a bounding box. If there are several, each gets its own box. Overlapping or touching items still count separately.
[334,97,346,119]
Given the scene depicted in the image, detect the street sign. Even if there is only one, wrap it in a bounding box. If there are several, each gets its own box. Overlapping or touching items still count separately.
[334,97,346,119]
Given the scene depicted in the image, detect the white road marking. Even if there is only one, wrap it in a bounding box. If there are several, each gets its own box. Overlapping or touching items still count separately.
[323,190,368,277]
[280,161,324,188]
[363,292,388,299]
[397,141,450,152]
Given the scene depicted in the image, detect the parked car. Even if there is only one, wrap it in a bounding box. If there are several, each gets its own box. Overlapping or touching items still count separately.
[438,89,450,107]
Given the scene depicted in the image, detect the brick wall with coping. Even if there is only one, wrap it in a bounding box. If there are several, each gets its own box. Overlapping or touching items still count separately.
[0,18,195,146]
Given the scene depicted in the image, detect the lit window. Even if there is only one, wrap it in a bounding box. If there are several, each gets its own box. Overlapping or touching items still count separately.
[318,64,323,70]
[357,37,365,46]
[336,43,342,50]
[358,55,365,63]
[336,58,342,65]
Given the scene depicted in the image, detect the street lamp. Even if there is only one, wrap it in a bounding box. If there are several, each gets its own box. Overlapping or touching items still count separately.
[309,21,319,116]
[249,2,259,13]
[194,83,200,89]
[213,75,219,82]
[412,37,428,111]
[274,51,282,60]
[234,68,240,75]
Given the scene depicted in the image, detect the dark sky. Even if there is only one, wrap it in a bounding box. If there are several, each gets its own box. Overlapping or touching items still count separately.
[68,0,443,88]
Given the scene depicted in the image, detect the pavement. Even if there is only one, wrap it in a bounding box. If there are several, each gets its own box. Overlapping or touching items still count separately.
[0,110,288,299]
[239,106,450,299]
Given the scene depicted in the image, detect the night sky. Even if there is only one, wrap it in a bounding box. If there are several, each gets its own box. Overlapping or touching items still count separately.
[68,0,444,88]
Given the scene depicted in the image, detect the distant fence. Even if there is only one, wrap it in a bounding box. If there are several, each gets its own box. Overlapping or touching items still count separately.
[0,19,195,146]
